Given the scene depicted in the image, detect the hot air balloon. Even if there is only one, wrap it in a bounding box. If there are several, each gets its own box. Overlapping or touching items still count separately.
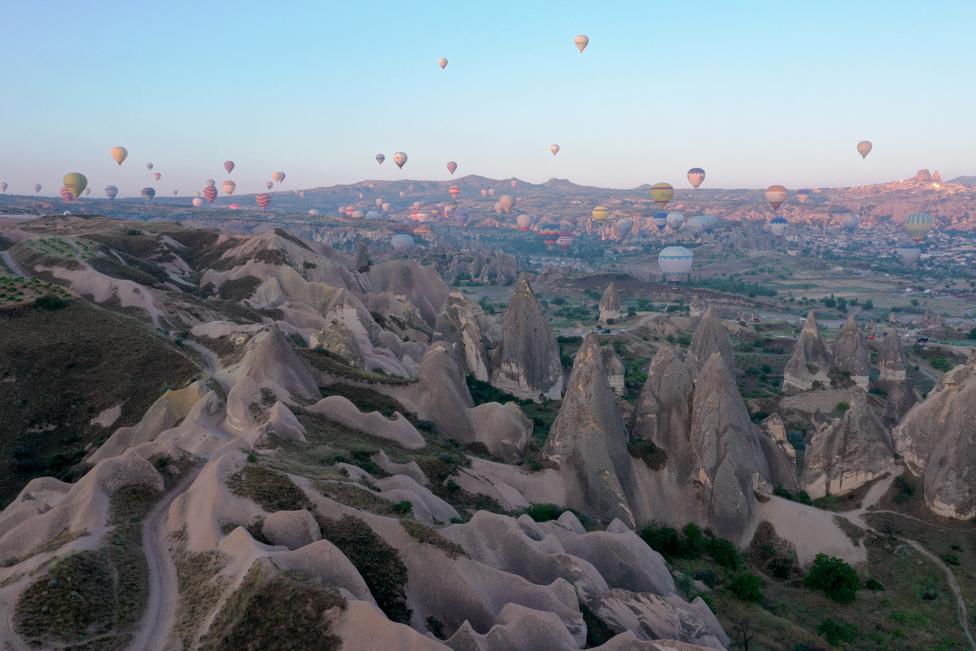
[857,140,873,159]
[33,184,42,194]
[765,185,788,211]
[272,171,285,184]
[550,144,560,156]
[376,153,385,165]
[510,179,518,189]
[256,193,271,210]
[591,205,609,222]
[439,57,448,70]
[110,146,128,166]
[203,185,218,203]
[658,246,694,279]
[667,212,685,229]
[574,34,589,52]
[449,185,460,200]
[104,185,118,199]
[146,162,154,171]
[378,202,389,213]
[769,216,788,237]
[905,212,933,242]
[488,188,495,197]
[192,197,204,207]
[62,172,87,199]
[224,160,235,174]
[796,188,813,204]
[516,214,532,231]
[896,246,921,265]
[499,195,515,214]
[352,209,365,219]
[229,203,240,210]
[617,219,633,238]
[298,191,305,199]
[141,187,156,201]
[265,181,274,190]
[446,161,458,175]
[653,212,668,232]
[59,187,74,202]
[153,172,162,181]
[222,180,236,196]
[172,190,179,196]
[650,182,674,208]
[391,234,415,252]
[687,168,705,188]
[557,231,575,252]
[0,182,7,193]
[839,212,860,231]
[206,179,216,187]
[308,209,320,216]
[393,152,408,169]
[480,188,488,198]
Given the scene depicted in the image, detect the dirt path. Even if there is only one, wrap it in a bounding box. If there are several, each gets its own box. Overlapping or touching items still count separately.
[126,467,201,651]
[840,470,976,650]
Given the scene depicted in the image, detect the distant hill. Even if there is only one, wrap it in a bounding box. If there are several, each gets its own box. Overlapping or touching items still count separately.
[948,176,976,186]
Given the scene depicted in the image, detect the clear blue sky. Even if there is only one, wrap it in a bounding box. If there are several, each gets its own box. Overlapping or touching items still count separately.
[1,1,974,196]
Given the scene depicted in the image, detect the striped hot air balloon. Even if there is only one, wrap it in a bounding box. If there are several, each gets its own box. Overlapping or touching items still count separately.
[765,185,788,211]
[591,206,609,222]
[446,161,458,175]
[650,182,674,209]
[202,185,218,203]
[658,246,694,279]
[904,212,933,243]
[687,168,705,188]
[224,160,235,174]
[59,187,74,202]
[256,193,271,210]
[769,215,788,237]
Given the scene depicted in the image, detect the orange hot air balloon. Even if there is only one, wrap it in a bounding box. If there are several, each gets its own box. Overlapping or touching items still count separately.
[516,214,532,231]
[222,180,236,196]
[574,34,589,53]
[449,185,460,199]
[446,161,458,175]
[857,140,873,159]
[687,167,705,188]
[272,171,285,184]
[499,195,515,214]
[765,185,788,211]
[110,146,128,166]
[650,182,674,209]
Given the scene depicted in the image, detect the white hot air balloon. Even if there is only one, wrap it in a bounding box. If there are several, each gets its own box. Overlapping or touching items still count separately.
[658,246,694,280]
[391,233,415,253]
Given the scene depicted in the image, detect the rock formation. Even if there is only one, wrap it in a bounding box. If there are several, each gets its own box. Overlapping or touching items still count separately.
[802,390,896,498]
[882,380,918,426]
[543,334,635,526]
[759,414,799,492]
[630,345,694,476]
[601,345,625,396]
[877,328,908,382]
[491,274,564,401]
[688,353,772,538]
[434,290,496,382]
[689,294,707,329]
[599,282,622,323]
[688,307,733,374]
[830,315,870,388]
[783,311,833,393]
[354,239,370,272]
[893,354,976,519]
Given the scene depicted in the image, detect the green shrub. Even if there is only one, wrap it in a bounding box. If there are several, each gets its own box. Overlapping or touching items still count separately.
[640,523,688,559]
[34,294,69,310]
[728,573,764,602]
[804,554,859,603]
[817,617,857,645]
[705,537,742,570]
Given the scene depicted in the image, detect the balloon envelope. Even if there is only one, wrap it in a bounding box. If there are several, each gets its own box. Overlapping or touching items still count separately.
[62,172,88,199]
[33,184,42,194]
[446,161,458,175]
[203,186,218,203]
[658,246,694,277]
[153,172,162,181]
[376,153,385,165]
[650,182,674,208]
[449,185,460,199]
[687,168,705,188]
[272,171,285,184]
[591,205,609,222]
[393,152,408,169]
[499,195,515,214]
[667,211,685,229]
[224,160,235,174]
[222,180,236,196]
[391,234,415,252]
[550,144,560,156]
[146,162,153,170]
[0,182,7,193]
[256,194,271,210]
[769,215,788,237]
[896,246,921,265]
[104,185,118,199]
[574,34,589,52]
[439,57,448,70]
[857,140,873,159]
[516,214,532,231]
[141,187,156,201]
[265,181,274,190]
[192,197,204,207]
[765,185,788,211]
[904,212,933,241]
[111,146,128,166]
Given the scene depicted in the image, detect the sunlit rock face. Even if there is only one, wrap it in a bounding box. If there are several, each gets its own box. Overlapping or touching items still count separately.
[598,282,622,324]
[830,315,870,389]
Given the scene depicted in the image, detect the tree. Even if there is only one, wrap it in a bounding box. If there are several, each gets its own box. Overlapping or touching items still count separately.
[804,554,859,603]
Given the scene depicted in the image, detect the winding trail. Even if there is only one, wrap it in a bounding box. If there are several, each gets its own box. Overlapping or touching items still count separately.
[840,471,976,650]
[127,466,202,651]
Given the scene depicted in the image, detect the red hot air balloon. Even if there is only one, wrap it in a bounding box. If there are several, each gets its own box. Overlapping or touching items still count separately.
[449,185,460,200]
[202,185,218,203]
[256,193,271,210]
[59,187,74,202]
[224,160,235,174]
[446,161,458,175]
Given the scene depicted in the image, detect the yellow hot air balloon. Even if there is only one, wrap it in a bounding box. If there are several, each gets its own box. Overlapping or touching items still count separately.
[110,146,128,166]
[904,212,933,242]
[591,205,609,222]
[62,172,88,199]
[574,34,589,53]
[765,185,788,211]
[857,140,873,159]
[650,182,674,209]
